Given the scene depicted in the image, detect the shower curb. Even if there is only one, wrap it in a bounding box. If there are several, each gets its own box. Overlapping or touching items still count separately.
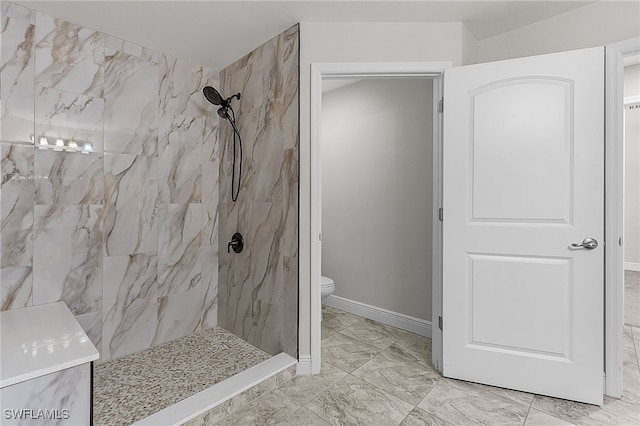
[132,353,297,426]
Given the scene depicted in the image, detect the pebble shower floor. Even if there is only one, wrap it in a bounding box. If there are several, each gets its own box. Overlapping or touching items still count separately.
[93,327,270,425]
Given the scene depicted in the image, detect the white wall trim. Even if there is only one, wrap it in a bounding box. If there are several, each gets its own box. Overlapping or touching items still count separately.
[624,262,640,272]
[604,37,640,398]
[310,61,451,376]
[324,296,432,338]
[134,353,296,426]
[296,355,312,376]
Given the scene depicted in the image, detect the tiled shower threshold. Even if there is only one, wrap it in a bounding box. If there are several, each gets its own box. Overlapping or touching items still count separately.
[94,327,296,425]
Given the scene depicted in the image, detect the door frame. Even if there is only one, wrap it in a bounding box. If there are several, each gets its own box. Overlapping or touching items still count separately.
[306,41,637,397]
[309,62,451,374]
[605,37,640,398]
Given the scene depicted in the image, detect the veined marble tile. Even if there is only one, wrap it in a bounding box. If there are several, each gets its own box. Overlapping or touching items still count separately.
[200,244,218,329]
[282,255,298,353]
[104,46,159,155]
[75,309,102,355]
[279,361,347,405]
[251,202,283,306]
[218,25,298,358]
[321,306,363,332]
[279,407,331,426]
[202,159,219,246]
[340,318,410,350]
[34,149,104,205]
[214,389,301,426]
[400,408,453,426]
[531,393,640,426]
[524,408,576,425]
[153,288,202,346]
[218,201,252,336]
[157,203,201,296]
[0,364,91,426]
[160,55,218,117]
[1,13,35,144]
[203,115,219,163]
[1,143,34,268]
[305,374,414,426]
[1,1,33,21]
[0,266,32,310]
[388,332,433,367]
[103,154,158,256]
[321,331,381,373]
[35,12,104,97]
[247,298,284,355]
[102,253,157,361]
[352,347,441,406]
[417,378,530,425]
[282,147,299,258]
[34,86,104,152]
[158,113,203,204]
[32,204,103,315]
[103,34,159,63]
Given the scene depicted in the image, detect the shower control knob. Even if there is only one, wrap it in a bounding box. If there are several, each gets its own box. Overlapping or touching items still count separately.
[227,233,244,254]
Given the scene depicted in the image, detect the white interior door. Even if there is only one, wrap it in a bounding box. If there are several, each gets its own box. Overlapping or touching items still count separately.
[442,47,604,405]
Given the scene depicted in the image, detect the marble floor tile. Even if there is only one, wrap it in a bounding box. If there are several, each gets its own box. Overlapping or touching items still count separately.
[339,317,410,350]
[399,407,453,426]
[278,406,331,426]
[321,331,381,373]
[387,332,433,367]
[625,271,640,327]
[279,361,348,405]
[321,322,337,340]
[531,394,640,426]
[524,408,576,425]
[213,389,301,426]
[352,347,441,405]
[305,374,414,426]
[417,378,530,425]
[321,305,363,331]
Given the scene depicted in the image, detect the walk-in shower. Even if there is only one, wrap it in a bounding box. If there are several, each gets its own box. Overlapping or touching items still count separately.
[203,86,243,202]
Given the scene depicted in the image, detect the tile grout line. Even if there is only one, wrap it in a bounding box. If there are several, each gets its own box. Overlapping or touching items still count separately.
[522,394,535,425]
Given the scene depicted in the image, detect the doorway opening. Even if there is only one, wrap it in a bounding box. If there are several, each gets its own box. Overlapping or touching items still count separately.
[320,77,433,335]
[309,62,450,375]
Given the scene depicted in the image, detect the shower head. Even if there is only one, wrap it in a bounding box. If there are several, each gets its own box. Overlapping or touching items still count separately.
[203,86,241,108]
[203,86,224,106]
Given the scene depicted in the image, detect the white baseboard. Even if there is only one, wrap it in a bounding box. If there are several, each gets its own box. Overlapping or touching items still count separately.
[624,262,640,272]
[323,295,432,338]
[296,354,312,376]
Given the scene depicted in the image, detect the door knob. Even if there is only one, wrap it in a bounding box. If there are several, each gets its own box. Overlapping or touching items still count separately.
[570,237,598,250]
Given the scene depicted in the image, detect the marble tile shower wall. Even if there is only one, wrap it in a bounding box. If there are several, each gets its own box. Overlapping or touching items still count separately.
[0,1,220,362]
[219,25,299,357]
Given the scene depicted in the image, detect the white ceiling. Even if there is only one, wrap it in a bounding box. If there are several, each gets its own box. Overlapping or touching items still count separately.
[19,1,596,73]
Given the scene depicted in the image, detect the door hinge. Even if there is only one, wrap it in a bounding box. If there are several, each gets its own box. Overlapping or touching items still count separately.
[438,316,443,331]
[438,98,444,113]
[438,208,443,222]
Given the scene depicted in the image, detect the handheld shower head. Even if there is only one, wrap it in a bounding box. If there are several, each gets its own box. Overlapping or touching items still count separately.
[204,86,243,202]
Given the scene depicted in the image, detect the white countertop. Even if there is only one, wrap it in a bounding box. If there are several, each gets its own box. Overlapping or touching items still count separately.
[0,302,99,388]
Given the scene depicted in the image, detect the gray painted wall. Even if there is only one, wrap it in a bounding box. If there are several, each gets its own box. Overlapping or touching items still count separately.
[321,79,433,320]
[625,64,640,268]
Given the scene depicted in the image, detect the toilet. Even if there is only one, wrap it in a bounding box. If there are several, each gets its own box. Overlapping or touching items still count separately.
[321,276,335,301]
